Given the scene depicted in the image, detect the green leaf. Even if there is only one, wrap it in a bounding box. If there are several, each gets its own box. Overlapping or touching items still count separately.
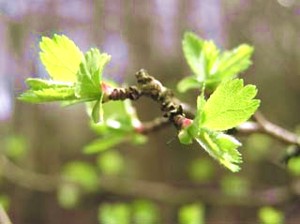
[18,78,77,103]
[132,200,159,224]
[177,76,200,93]
[91,95,104,123]
[98,203,131,224]
[258,206,284,224]
[195,130,242,172]
[182,32,206,79]
[61,161,98,192]
[25,78,74,90]
[84,135,125,154]
[200,79,260,131]
[57,183,80,209]
[178,203,205,224]
[18,86,76,103]
[212,44,254,79]
[19,87,76,103]
[188,158,215,182]
[180,32,254,91]
[75,48,111,99]
[97,151,124,176]
[39,34,83,82]
[4,135,27,160]
[288,157,300,176]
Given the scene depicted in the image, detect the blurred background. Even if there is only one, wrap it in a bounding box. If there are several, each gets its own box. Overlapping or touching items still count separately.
[0,0,300,223]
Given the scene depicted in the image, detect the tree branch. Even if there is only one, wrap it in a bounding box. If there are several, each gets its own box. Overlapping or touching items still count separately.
[1,155,299,207]
[103,69,300,160]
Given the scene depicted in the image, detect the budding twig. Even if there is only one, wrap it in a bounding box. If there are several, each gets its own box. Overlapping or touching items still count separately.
[104,69,300,160]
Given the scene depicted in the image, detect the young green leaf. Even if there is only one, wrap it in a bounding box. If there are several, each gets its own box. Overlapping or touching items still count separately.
[39,34,83,82]
[200,79,260,131]
[177,76,201,93]
[179,32,254,92]
[75,48,111,99]
[25,78,74,90]
[18,85,76,103]
[84,135,125,154]
[211,44,254,80]
[195,130,242,172]
[182,32,219,82]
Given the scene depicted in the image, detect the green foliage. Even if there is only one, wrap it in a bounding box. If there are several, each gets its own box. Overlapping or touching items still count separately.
[287,157,300,176]
[84,100,147,154]
[178,203,205,224]
[221,175,250,197]
[258,206,284,224]
[200,79,260,131]
[97,151,124,176]
[244,134,271,161]
[132,200,159,224]
[40,34,83,82]
[98,201,159,224]
[0,195,10,211]
[61,161,98,192]
[4,135,27,160]
[19,34,110,123]
[18,78,77,103]
[179,79,260,172]
[58,161,99,209]
[188,158,215,182]
[57,182,80,209]
[178,32,253,92]
[75,48,110,99]
[98,203,131,224]
[19,33,260,174]
[39,34,83,82]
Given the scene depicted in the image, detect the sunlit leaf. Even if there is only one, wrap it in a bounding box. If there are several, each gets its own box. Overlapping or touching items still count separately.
[18,86,76,103]
[258,206,284,224]
[182,32,206,79]
[179,32,254,91]
[39,34,83,82]
[195,130,242,172]
[212,44,254,79]
[201,79,260,131]
[75,48,110,99]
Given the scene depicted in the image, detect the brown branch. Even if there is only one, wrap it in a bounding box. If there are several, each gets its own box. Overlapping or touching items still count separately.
[1,155,299,207]
[253,112,300,145]
[0,155,59,192]
[106,69,190,130]
[104,70,300,160]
